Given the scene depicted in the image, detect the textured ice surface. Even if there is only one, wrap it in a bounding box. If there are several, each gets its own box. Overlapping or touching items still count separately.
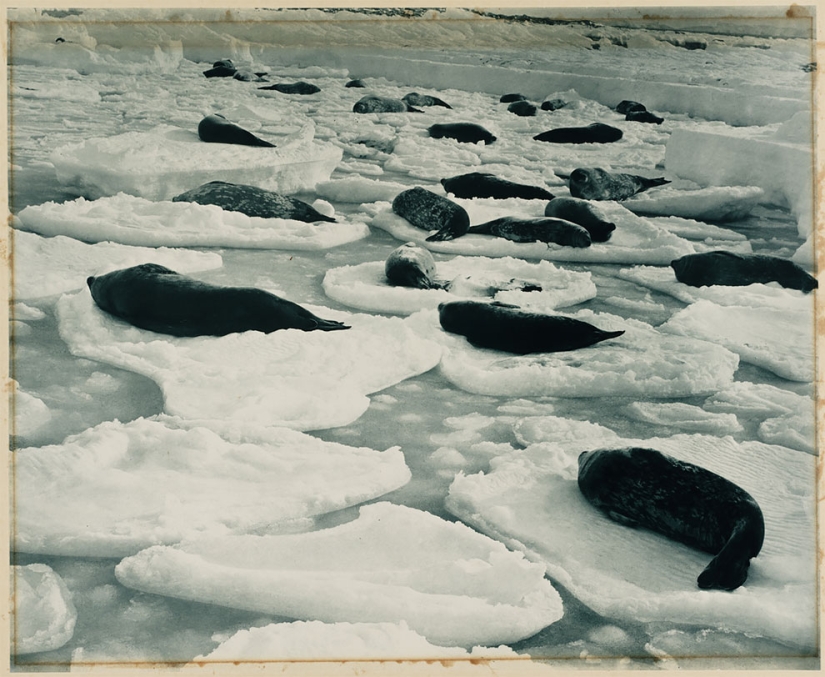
[56,289,442,432]
[623,185,763,222]
[14,418,410,557]
[315,177,408,203]
[446,429,816,649]
[12,564,77,655]
[115,502,564,648]
[12,230,223,300]
[12,381,52,437]
[197,620,518,660]
[406,307,739,398]
[323,255,595,315]
[50,123,342,200]
[625,402,743,435]
[15,194,369,250]
[371,200,696,264]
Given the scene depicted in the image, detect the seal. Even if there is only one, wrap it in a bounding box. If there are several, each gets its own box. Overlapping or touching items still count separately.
[467,216,591,248]
[544,197,616,242]
[384,242,444,289]
[197,114,275,148]
[670,251,818,292]
[626,110,664,124]
[508,101,537,117]
[203,59,236,78]
[392,187,470,242]
[616,100,646,114]
[440,172,555,200]
[533,123,623,144]
[234,70,268,82]
[577,447,765,591]
[86,263,349,338]
[403,92,452,109]
[568,167,670,200]
[500,93,527,103]
[172,181,336,223]
[438,300,624,353]
[258,81,320,95]
[345,79,366,88]
[428,123,496,145]
[540,99,567,111]
[353,95,422,113]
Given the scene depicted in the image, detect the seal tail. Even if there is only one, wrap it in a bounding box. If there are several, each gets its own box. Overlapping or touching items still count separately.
[311,214,337,223]
[593,329,625,345]
[250,137,276,148]
[435,99,453,109]
[641,177,670,191]
[697,516,762,591]
[310,318,351,332]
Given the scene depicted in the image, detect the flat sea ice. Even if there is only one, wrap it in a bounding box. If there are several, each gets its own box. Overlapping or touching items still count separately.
[623,185,764,222]
[12,564,77,655]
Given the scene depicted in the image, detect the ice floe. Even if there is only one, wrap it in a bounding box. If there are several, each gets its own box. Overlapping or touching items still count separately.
[14,418,410,557]
[12,564,77,655]
[12,381,52,438]
[115,502,564,648]
[623,185,764,222]
[624,402,743,435]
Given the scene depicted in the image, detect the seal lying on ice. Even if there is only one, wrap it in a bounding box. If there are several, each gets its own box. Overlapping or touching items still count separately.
[353,95,422,113]
[197,114,275,148]
[428,123,496,145]
[87,264,349,337]
[533,123,623,144]
[568,167,670,201]
[544,197,616,242]
[384,242,442,289]
[258,82,320,95]
[440,172,555,201]
[467,217,592,248]
[392,187,471,242]
[670,251,818,293]
[402,92,452,109]
[577,447,765,591]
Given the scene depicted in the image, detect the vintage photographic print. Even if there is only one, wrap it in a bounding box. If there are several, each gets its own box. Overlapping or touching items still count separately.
[6,4,819,673]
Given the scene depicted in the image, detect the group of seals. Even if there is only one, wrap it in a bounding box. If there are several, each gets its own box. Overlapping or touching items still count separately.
[534,123,623,144]
[440,172,555,201]
[578,447,764,591]
[671,251,818,292]
[616,100,664,124]
[568,167,670,201]
[392,187,470,242]
[197,114,275,148]
[203,59,268,82]
[87,264,349,338]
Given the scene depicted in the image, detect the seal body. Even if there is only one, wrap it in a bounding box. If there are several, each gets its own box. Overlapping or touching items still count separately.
[508,101,537,117]
[353,95,421,113]
[345,79,366,88]
[172,181,336,223]
[441,172,555,200]
[541,99,567,111]
[544,197,616,242]
[438,300,624,354]
[428,123,496,145]
[197,114,275,148]
[500,93,527,103]
[577,447,765,591]
[671,251,818,292]
[626,110,664,124]
[258,82,320,95]
[403,92,452,109]
[203,59,236,77]
[468,217,591,248]
[392,187,470,242]
[569,167,670,201]
[86,264,349,338]
[616,100,646,114]
[534,123,623,144]
[234,70,268,82]
[384,242,442,289]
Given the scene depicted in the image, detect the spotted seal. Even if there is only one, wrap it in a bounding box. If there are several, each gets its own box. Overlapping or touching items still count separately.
[384,242,443,289]
[440,172,555,201]
[86,263,349,337]
[568,167,670,201]
[428,123,496,145]
[577,447,765,591]
[438,300,624,353]
[258,82,320,95]
[197,114,275,148]
[670,251,818,292]
[467,217,592,248]
[172,181,336,223]
[402,92,452,109]
[533,123,623,144]
[392,187,470,242]
[544,197,616,242]
[353,95,422,113]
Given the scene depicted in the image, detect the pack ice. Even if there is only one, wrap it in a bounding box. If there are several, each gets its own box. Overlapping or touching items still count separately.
[14,418,410,557]
[623,184,763,222]
[15,194,369,250]
[12,564,77,655]
[323,255,596,315]
[115,502,563,648]
[446,423,816,650]
[55,289,442,432]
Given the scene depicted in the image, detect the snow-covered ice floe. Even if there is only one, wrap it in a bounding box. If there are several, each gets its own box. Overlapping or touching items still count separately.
[323,255,595,315]
[115,502,563,648]
[446,427,816,650]
[406,307,739,398]
[50,122,342,200]
[624,402,743,435]
[371,200,696,265]
[12,229,222,300]
[196,620,518,661]
[11,381,52,438]
[55,289,442,432]
[14,418,410,557]
[15,194,369,250]
[12,564,77,655]
[623,185,764,222]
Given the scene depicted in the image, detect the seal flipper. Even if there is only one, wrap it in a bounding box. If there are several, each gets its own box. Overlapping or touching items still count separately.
[641,177,670,191]
[309,318,351,332]
[696,519,757,591]
[426,228,460,242]
[607,510,640,528]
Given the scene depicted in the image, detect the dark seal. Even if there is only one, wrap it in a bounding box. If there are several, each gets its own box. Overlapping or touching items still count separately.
[500,93,527,103]
[234,70,268,82]
[392,187,470,242]
[197,114,275,148]
[533,123,623,144]
[508,101,537,117]
[353,95,422,113]
[440,172,555,201]
[86,263,349,338]
[428,123,496,145]
[544,197,616,242]
[172,181,336,223]
[670,251,818,293]
[467,217,591,248]
[438,300,624,354]
[577,447,765,591]
[626,110,664,124]
[345,79,366,88]
[203,59,236,78]
[403,92,452,109]
[384,242,444,289]
[540,99,567,111]
[568,167,669,201]
[616,100,646,114]
[258,82,320,95]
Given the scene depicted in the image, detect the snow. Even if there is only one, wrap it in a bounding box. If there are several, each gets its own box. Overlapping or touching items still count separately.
[15,194,369,250]
[323,255,595,315]
[315,177,408,203]
[446,428,816,650]
[12,564,77,655]
[12,381,53,437]
[623,185,764,222]
[115,502,564,648]
[624,402,743,435]
[196,620,518,660]
[11,229,222,300]
[14,418,410,557]
[406,307,740,398]
[50,122,342,200]
[55,288,442,432]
